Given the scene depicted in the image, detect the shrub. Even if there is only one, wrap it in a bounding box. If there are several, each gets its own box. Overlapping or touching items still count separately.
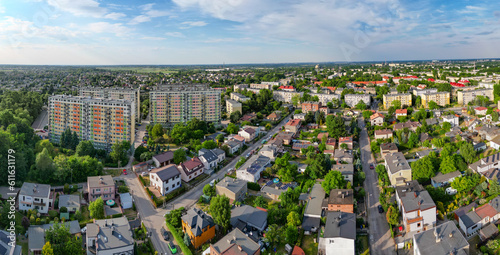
[59,207,68,213]
[48,210,58,219]
[165,222,193,255]
[63,184,70,194]
[247,182,260,191]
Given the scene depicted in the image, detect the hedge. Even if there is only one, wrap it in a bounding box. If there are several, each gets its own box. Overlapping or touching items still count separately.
[247,182,261,191]
[165,222,193,255]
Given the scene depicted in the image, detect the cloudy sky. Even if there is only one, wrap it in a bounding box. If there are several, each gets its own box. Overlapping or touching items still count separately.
[0,0,499,65]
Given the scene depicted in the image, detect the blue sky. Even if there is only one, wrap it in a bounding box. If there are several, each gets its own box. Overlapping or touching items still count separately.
[0,0,499,65]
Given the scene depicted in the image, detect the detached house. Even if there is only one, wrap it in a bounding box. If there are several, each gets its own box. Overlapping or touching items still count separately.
[385,152,412,186]
[87,175,115,202]
[338,137,353,150]
[152,151,174,168]
[86,217,134,255]
[224,140,243,154]
[18,183,52,214]
[182,208,216,249]
[210,229,260,255]
[216,177,247,202]
[285,119,302,135]
[149,164,181,196]
[459,196,500,237]
[374,129,393,140]
[331,164,354,183]
[198,148,218,171]
[395,181,436,233]
[238,128,257,142]
[327,189,354,213]
[370,112,384,126]
[380,143,398,159]
[395,109,407,117]
[413,221,469,255]
[178,157,205,182]
[318,211,356,255]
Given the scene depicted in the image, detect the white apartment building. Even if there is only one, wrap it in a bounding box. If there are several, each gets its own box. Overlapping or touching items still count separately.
[273,90,303,103]
[344,94,371,107]
[310,93,340,105]
[457,89,494,105]
[230,92,251,102]
[226,99,242,114]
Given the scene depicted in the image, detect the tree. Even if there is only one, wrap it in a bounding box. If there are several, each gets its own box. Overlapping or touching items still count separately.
[89,197,104,219]
[442,122,451,132]
[451,174,481,193]
[35,139,55,157]
[326,115,347,139]
[392,100,401,109]
[489,178,500,196]
[493,111,499,122]
[407,132,419,149]
[226,123,239,134]
[428,101,438,110]
[397,84,411,93]
[203,184,215,197]
[285,225,298,245]
[355,100,367,110]
[45,224,84,255]
[173,148,186,164]
[362,110,373,119]
[216,134,225,145]
[460,143,476,164]
[110,141,129,165]
[287,211,301,227]
[340,143,348,150]
[42,242,55,255]
[22,216,30,230]
[386,205,399,226]
[184,233,191,247]
[327,102,334,109]
[265,123,272,131]
[411,156,436,182]
[75,141,95,157]
[209,195,231,233]
[151,124,164,139]
[230,111,242,123]
[322,171,346,194]
[134,145,148,161]
[202,140,217,150]
[264,224,281,246]
[291,94,300,107]
[439,156,456,174]
[35,148,54,183]
[165,207,184,228]
[254,196,267,208]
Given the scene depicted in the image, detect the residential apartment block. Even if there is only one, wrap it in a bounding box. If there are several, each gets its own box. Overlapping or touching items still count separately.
[412,88,438,96]
[48,95,135,151]
[344,94,371,108]
[273,90,303,103]
[383,93,412,109]
[301,101,322,112]
[150,84,221,125]
[457,89,494,105]
[420,92,451,108]
[79,87,140,121]
[18,183,52,214]
[230,92,251,102]
[310,93,340,105]
[87,175,115,202]
[226,99,242,114]
[250,83,273,90]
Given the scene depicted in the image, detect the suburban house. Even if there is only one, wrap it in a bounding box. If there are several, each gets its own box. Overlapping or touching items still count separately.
[393,121,421,132]
[18,182,52,214]
[58,194,80,212]
[374,129,393,140]
[459,197,500,237]
[334,150,354,164]
[273,132,294,145]
[215,177,247,202]
[338,137,353,150]
[395,109,407,117]
[413,221,469,255]
[259,144,279,160]
[133,162,148,172]
[469,152,500,173]
[29,221,80,255]
[0,230,21,255]
[181,208,216,249]
[261,185,289,201]
[87,175,115,202]
[431,171,461,188]
[210,148,226,163]
[238,128,257,142]
[265,112,281,122]
[385,152,412,186]
[318,211,356,255]
[86,217,134,255]
[331,164,354,183]
[236,155,271,183]
[178,157,205,182]
[231,205,268,232]
[302,184,325,234]
[224,140,243,154]
[475,107,488,115]
[152,150,174,168]
[210,228,260,255]
[327,189,354,213]
[442,115,459,127]
[284,119,302,135]
[325,138,336,150]
[149,164,182,196]
[490,136,500,150]
[370,112,384,126]
[395,180,436,233]
[380,143,398,159]
[198,148,219,171]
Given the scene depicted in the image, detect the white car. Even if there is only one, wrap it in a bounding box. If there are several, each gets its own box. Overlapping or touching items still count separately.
[81,226,87,234]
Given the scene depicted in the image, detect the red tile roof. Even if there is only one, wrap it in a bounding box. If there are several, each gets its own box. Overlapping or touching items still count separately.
[475,107,487,111]
[278,85,294,90]
[395,109,407,114]
[476,204,498,219]
[458,80,470,83]
[450,82,466,87]
[314,81,323,85]
[286,119,301,127]
[352,81,386,85]
[292,246,305,255]
[339,137,353,143]
[370,112,384,120]
[181,157,203,171]
[427,78,435,82]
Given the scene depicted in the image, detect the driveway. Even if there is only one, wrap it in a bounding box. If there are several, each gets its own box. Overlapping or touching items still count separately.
[358,118,396,255]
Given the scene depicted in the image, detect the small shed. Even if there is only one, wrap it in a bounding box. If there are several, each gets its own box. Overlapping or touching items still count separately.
[119,193,133,209]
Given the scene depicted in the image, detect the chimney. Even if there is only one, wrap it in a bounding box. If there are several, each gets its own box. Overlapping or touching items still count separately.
[237,245,243,251]
[449,232,453,238]
[105,220,108,226]
[414,192,417,198]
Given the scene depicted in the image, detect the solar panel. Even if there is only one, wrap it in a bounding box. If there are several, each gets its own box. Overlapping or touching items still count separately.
[266,181,274,186]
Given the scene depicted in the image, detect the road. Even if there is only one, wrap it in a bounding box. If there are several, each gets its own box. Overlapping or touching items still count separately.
[122,115,291,254]
[31,108,48,130]
[358,118,396,255]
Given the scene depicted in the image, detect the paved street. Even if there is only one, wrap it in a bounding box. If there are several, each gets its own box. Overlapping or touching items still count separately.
[120,115,291,254]
[358,118,396,255]
[31,108,48,130]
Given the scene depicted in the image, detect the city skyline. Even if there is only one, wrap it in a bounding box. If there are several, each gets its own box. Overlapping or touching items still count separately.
[1,0,499,65]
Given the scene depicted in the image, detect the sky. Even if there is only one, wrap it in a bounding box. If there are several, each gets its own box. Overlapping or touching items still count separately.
[0,0,499,65]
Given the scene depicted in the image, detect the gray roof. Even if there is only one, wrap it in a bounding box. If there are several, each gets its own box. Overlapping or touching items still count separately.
[199,149,218,163]
[152,151,174,163]
[489,196,500,213]
[380,143,398,151]
[460,211,481,228]
[397,181,435,213]
[212,148,225,156]
[334,149,353,159]
[88,175,114,188]
[453,202,477,219]
[211,228,260,255]
[181,208,215,237]
[58,195,80,208]
[302,216,321,232]
[41,220,81,234]
[0,230,21,255]
[328,189,354,205]
[304,184,325,217]
[151,164,180,181]
[216,177,247,194]
[28,226,45,251]
[413,221,469,255]
[425,118,438,125]
[469,152,500,172]
[261,186,287,196]
[231,205,268,231]
[87,217,134,251]
[480,223,499,240]
[225,140,242,149]
[331,164,354,175]
[239,155,270,174]
[323,211,356,240]
[20,182,51,198]
[431,171,461,184]
[385,152,411,174]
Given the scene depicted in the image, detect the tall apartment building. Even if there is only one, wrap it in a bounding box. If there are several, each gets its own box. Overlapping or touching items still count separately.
[250,83,273,90]
[420,92,451,108]
[150,84,221,125]
[79,87,140,122]
[457,89,494,105]
[273,90,303,103]
[48,95,135,151]
[344,94,371,107]
[230,92,250,102]
[226,99,242,114]
[383,93,412,109]
[412,88,438,97]
[310,93,340,105]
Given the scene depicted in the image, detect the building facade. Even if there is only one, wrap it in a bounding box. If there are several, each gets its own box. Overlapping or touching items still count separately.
[87,175,115,202]
[310,93,340,105]
[457,89,494,105]
[273,90,303,103]
[230,92,251,102]
[420,92,451,108]
[226,99,242,114]
[149,164,182,196]
[79,87,140,121]
[383,93,412,109]
[344,94,371,108]
[18,183,52,214]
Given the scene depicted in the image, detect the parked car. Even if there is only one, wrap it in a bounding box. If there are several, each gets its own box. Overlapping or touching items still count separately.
[168,243,177,254]
[161,227,169,241]
[370,164,375,170]
[378,205,384,213]
[123,169,127,175]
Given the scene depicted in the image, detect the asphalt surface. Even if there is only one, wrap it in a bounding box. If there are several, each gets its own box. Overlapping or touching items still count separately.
[358,118,396,255]
[31,108,48,130]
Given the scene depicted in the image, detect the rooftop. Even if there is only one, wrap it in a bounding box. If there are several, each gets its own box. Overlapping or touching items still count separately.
[323,211,356,239]
[151,164,180,181]
[328,189,354,205]
[58,194,80,208]
[152,151,174,163]
[331,164,354,175]
[396,180,435,212]
[87,217,135,251]
[216,177,247,194]
[413,221,469,255]
[88,175,114,188]
[182,208,215,237]
[20,182,51,198]
[304,184,325,217]
[385,152,411,174]
[431,171,461,184]
[230,205,268,231]
[211,229,260,255]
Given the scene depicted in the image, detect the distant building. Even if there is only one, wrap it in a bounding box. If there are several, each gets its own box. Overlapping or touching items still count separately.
[273,90,303,103]
[79,86,140,121]
[230,92,251,102]
[441,115,459,127]
[226,99,242,114]
[238,128,257,142]
[383,93,412,109]
[284,119,302,135]
[421,92,451,108]
[370,112,384,126]
[457,89,493,105]
[395,109,407,117]
[87,175,115,202]
[374,129,393,140]
[309,93,340,105]
[344,94,371,108]
[301,101,322,113]
[86,217,134,255]
[475,107,488,115]
[412,88,438,97]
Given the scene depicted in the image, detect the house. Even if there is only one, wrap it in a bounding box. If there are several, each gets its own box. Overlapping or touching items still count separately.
[211,148,226,163]
[178,157,205,182]
[331,164,354,183]
[395,109,407,117]
[152,150,174,168]
[442,115,459,127]
[458,208,483,237]
[385,152,412,186]
[87,175,116,203]
[259,144,278,160]
[475,107,488,115]
[149,164,182,196]
[325,138,336,150]
[479,223,499,241]
[216,177,247,202]
[380,143,398,159]
[395,180,436,233]
[210,228,261,255]
[86,217,134,255]
[431,171,461,188]
[317,132,329,141]
[133,162,148,172]
[261,185,289,201]
[393,121,421,132]
[293,113,306,120]
[469,152,500,173]
[374,129,393,140]
[29,221,81,255]
[0,230,21,255]
[453,202,477,222]
[182,208,216,249]
[301,101,322,113]
[413,221,469,255]
[272,132,294,146]
[425,118,438,126]
[18,183,52,214]
[224,140,243,154]
[230,134,247,143]
[324,150,335,157]
[474,142,487,152]
[58,194,80,212]
[459,197,500,237]
[238,128,257,142]
[265,112,281,122]
[334,150,354,164]
[198,148,219,171]
[338,137,353,150]
[490,136,500,150]
[318,211,356,255]
[236,155,271,183]
[240,112,257,122]
[327,189,354,213]
[302,184,325,234]
[285,119,302,135]
[231,205,268,232]
[370,112,384,126]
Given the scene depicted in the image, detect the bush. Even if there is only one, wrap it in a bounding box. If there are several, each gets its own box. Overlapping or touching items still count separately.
[63,184,70,194]
[112,213,123,218]
[59,207,68,213]
[165,222,193,255]
[247,182,261,191]
[48,210,58,219]
[118,185,129,193]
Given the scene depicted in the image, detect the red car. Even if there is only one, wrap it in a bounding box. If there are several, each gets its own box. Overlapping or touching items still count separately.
[123,169,127,175]
[370,164,375,169]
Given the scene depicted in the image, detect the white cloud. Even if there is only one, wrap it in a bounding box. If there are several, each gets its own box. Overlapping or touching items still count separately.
[180,21,208,29]
[104,12,126,20]
[0,16,78,44]
[47,0,107,18]
[165,32,186,38]
[0,3,5,13]
[128,15,151,25]
[141,36,166,40]
[86,22,131,37]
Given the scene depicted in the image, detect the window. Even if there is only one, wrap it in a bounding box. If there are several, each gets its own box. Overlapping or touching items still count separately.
[417,223,421,227]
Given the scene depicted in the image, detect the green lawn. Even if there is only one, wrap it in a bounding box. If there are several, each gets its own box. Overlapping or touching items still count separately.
[104,168,123,177]
[18,239,28,255]
[468,235,481,255]
[356,235,370,255]
[301,234,318,255]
